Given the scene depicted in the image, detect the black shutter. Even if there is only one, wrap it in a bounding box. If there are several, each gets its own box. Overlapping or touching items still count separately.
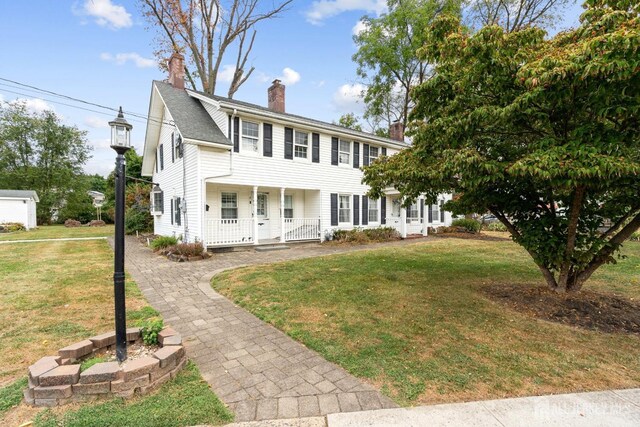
[159,144,164,170]
[263,123,273,157]
[420,199,425,223]
[171,133,175,162]
[312,133,320,163]
[233,117,240,153]
[284,127,293,159]
[363,144,370,166]
[428,205,433,222]
[353,142,359,168]
[382,147,387,156]
[381,196,387,224]
[170,199,174,225]
[155,151,158,173]
[440,201,445,222]
[362,196,368,225]
[330,193,338,226]
[331,137,338,165]
[353,195,360,226]
[228,115,231,139]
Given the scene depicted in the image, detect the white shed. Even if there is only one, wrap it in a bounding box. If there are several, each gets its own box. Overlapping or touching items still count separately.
[0,190,39,230]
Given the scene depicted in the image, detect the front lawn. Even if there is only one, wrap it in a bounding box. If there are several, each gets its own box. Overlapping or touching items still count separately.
[0,239,232,426]
[213,238,640,406]
[0,224,115,241]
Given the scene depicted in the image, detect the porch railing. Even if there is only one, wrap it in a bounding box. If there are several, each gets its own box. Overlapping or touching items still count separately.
[205,219,254,246]
[284,218,321,241]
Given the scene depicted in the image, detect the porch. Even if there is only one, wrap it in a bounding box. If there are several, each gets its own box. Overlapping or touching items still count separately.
[203,184,321,247]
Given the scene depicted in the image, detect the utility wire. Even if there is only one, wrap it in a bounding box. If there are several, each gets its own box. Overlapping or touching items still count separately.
[0,77,174,127]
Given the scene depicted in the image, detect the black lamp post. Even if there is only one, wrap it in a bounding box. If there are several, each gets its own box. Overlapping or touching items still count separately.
[109,107,132,363]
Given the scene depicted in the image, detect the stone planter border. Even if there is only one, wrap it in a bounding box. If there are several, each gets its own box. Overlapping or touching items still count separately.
[24,327,185,407]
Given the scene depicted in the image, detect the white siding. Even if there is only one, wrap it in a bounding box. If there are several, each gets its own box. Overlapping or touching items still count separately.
[0,198,33,229]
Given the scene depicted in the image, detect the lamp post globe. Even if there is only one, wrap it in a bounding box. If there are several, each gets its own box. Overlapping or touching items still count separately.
[109,107,132,363]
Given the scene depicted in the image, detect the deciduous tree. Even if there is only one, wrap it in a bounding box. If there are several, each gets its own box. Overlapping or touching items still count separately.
[364,0,640,293]
[140,0,292,98]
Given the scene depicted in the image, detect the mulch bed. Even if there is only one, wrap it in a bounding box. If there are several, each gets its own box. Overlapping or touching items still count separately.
[481,283,640,335]
[432,232,511,242]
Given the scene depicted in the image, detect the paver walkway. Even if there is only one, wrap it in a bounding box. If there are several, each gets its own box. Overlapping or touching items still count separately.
[123,237,428,422]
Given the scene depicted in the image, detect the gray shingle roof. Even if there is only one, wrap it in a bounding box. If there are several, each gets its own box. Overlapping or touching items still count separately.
[0,190,39,201]
[154,81,231,146]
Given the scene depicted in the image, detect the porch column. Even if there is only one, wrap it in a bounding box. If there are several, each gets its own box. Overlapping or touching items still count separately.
[253,186,259,245]
[280,188,286,243]
[400,204,407,238]
[421,196,428,236]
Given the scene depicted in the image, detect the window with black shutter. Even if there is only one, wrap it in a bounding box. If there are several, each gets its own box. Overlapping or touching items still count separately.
[233,117,240,152]
[331,137,339,165]
[353,142,359,168]
[363,144,370,166]
[353,195,360,225]
[361,196,368,225]
[312,133,320,163]
[381,147,387,156]
[263,123,273,157]
[381,197,387,224]
[174,197,181,226]
[330,193,338,226]
[284,127,293,159]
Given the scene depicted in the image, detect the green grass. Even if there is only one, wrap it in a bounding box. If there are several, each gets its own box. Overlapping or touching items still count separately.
[213,238,640,405]
[0,224,114,241]
[0,239,153,385]
[33,362,233,427]
[0,377,27,417]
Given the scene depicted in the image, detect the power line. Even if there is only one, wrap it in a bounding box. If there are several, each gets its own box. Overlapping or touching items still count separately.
[0,77,174,127]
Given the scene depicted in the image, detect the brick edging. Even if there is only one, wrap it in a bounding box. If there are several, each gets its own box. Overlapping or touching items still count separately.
[24,327,186,407]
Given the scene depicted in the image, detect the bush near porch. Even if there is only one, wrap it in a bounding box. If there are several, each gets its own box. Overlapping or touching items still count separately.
[212,238,640,406]
[332,227,401,243]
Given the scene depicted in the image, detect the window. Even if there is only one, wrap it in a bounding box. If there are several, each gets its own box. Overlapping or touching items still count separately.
[369,146,379,161]
[159,144,164,170]
[339,194,351,223]
[431,203,440,222]
[221,192,238,219]
[408,203,419,221]
[284,195,293,219]
[241,120,259,152]
[173,133,183,160]
[392,198,401,217]
[368,197,379,223]
[257,193,268,217]
[294,131,308,159]
[339,140,350,165]
[150,187,163,214]
[173,197,181,226]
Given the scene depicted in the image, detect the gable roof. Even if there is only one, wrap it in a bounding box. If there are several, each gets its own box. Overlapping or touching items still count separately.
[154,81,230,146]
[0,190,39,201]
[187,88,410,149]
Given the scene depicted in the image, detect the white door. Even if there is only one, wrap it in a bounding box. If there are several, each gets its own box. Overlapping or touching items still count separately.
[257,193,270,240]
[388,197,402,230]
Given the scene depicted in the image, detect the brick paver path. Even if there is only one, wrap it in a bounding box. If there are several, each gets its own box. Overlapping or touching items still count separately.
[123,238,428,421]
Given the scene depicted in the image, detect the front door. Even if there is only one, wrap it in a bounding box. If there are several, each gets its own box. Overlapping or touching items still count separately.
[388,197,402,231]
[257,192,270,240]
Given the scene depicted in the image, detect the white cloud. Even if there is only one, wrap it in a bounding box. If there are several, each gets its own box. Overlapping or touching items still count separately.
[352,19,369,36]
[77,0,132,30]
[89,138,113,150]
[9,98,55,114]
[84,116,110,129]
[217,65,236,83]
[306,0,386,25]
[278,67,301,86]
[332,83,366,113]
[255,71,271,83]
[100,52,156,68]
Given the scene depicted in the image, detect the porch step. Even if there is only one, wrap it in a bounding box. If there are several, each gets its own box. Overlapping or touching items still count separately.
[255,245,290,252]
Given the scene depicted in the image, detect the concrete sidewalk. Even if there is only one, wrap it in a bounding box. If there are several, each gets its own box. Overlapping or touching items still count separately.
[226,388,640,426]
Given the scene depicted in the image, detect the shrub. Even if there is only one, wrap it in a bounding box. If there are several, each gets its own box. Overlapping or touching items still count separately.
[140,318,164,346]
[487,222,507,232]
[124,207,153,234]
[451,218,481,233]
[64,219,82,228]
[332,227,401,243]
[630,231,640,242]
[161,242,207,258]
[0,222,26,232]
[150,236,179,251]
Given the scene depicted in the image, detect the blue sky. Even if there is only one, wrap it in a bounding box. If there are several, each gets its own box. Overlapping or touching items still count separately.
[0,0,583,177]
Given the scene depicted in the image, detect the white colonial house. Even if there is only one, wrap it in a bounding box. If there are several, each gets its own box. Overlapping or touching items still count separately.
[141,53,452,247]
[0,190,39,230]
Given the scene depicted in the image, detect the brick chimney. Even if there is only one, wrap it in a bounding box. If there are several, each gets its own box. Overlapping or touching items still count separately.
[268,79,285,113]
[168,52,185,90]
[389,121,404,142]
